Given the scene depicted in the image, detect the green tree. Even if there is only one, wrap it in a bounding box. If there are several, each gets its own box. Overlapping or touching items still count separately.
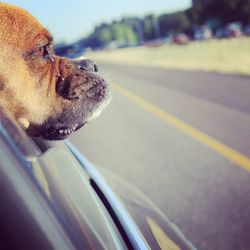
[143,15,154,40]
[110,23,138,45]
[80,0,250,49]
[190,0,250,25]
[121,17,144,42]
[84,23,138,48]
[159,12,191,36]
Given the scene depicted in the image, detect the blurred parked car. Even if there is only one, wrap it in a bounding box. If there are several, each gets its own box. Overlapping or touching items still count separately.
[215,28,227,39]
[0,107,196,250]
[173,33,189,45]
[162,35,173,44]
[194,26,213,40]
[244,24,250,36]
[226,22,242,37]
[142,39,163,48]
[215,22,242,39]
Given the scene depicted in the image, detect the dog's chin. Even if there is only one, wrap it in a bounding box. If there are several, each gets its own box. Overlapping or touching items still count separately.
[26,90,111,140]
[42,122,86,140]
[26,122,85,140]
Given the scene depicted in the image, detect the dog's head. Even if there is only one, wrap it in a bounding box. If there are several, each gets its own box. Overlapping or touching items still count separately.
[0,3,110,140]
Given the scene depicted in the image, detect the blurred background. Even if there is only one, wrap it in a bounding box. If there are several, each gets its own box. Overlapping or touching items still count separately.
[5,0,250,249]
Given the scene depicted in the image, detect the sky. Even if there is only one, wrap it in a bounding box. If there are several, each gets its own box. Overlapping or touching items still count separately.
[3,0,192,43]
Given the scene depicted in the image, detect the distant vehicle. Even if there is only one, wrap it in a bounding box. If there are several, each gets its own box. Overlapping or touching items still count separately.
[244,24,250,36]
[104,40,138,50]
[215,22,242,39]
[142,39,163,48]
[194,26,213,40]
[0,107,196,250]
[173,33,189,45]
[214,28,227,39]
[162,35,173,44]
[226,22,242,37]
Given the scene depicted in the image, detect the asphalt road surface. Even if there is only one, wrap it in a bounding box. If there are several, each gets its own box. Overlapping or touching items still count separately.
[70,62,250,250]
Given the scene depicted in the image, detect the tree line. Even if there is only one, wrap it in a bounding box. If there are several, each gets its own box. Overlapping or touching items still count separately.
[80,0,250,49]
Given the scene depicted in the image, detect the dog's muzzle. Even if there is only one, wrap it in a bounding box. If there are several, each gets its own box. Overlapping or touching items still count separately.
[56,58,105,101]
[43,57,110,140]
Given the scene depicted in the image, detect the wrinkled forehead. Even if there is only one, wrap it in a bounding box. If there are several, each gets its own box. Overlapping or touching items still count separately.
[0,3,52,50]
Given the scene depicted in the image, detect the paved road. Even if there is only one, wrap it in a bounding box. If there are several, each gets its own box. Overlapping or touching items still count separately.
[70,63,250,249]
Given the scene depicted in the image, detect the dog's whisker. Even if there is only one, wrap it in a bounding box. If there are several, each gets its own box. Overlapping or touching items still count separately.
[49,55,55,62]
[57,74,65,81]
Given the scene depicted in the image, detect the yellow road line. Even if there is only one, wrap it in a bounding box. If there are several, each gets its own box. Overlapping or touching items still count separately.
[112,83,250,172]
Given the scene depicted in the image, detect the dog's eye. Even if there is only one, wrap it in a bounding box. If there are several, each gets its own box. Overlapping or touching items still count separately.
[37,46,45,56]
[35,45,50,57]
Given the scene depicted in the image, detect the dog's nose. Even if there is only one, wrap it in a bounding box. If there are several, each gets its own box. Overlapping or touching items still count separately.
[74,59,98,72]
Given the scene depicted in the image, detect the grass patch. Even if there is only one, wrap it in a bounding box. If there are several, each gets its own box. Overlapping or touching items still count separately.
[87,37,250,76]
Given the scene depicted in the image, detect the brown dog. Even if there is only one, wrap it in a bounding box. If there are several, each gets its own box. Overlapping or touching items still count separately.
[0,3,109,140]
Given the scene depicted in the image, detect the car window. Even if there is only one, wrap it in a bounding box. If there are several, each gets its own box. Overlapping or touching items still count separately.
[0,108,125,250]
[33,147,125,250]
[0,106,41,157]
